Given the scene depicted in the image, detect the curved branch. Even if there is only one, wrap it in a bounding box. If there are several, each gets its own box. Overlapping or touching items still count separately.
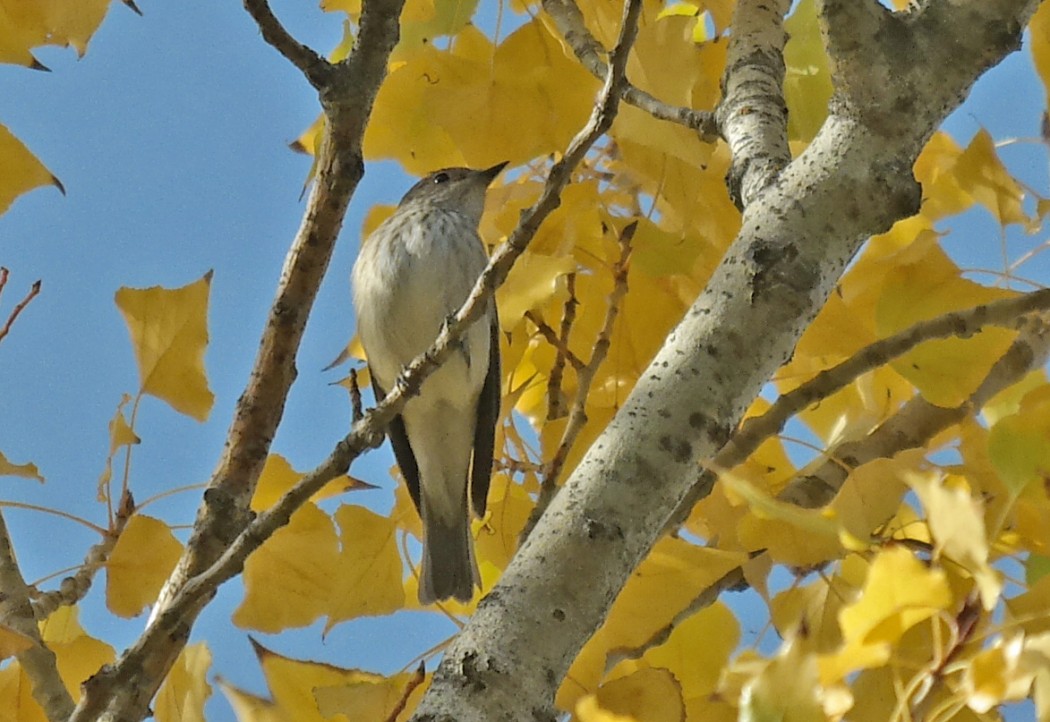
[242,0,332,87]
[541,0,719,141]
[670,288,1050,525]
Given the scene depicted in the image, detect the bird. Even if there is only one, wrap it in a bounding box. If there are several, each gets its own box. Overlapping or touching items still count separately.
[351,162,506,604]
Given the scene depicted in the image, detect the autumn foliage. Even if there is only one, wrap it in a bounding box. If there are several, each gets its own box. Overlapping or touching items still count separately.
[4,0,1050,720]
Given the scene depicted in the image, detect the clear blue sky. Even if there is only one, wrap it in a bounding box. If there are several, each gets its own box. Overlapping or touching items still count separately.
[0,1,1047,720]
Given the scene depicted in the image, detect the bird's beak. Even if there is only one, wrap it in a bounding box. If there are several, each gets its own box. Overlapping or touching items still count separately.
[480,161,509,184]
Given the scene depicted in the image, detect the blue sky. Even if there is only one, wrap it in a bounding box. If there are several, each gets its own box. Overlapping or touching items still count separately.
[0,0,1048,720]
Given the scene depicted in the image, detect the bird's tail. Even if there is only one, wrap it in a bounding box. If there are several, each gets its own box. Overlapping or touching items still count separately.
[419,504,479,604]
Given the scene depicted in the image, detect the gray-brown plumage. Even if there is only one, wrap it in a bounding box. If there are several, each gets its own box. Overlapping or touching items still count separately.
[351,163,505,603]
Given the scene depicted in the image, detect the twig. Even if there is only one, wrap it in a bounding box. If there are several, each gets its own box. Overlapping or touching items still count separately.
[715,0,792,208]
[0,510,75,721]
[242,0,332,87]
[631,314,1050,665]
[524,309,585,373]
[545,273,580,421]
[522,222,635,541]
[32,490,136,619]
[349,367,365,422]
[383,662,426,722]
[669,289,1050,527]
[0,276,41,345]
[541,0,719,141]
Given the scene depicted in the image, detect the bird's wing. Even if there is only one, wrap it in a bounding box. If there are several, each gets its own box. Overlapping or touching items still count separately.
[371,369,422,514]
[470,315,501,517]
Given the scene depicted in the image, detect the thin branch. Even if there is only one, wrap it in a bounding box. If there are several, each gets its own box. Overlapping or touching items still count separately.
[632,315,1050,665]
[523,223,635,539]
[541,0,719,141]
[715,0,792,208]
[31,490,136,619]
[524,308,585,373]
[669,288,1050,527]
[0,277,41,345]
[69,0,407,718]
[0,511,75,722]
[545,273,580,421]
[242,0,332,87]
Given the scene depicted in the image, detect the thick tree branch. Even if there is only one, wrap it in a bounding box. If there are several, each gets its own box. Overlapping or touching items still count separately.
[716,0,792,207]
[541,0,719,141]
[411,0,1040,718]
[0,511,74,722]
[670,288,1050,525]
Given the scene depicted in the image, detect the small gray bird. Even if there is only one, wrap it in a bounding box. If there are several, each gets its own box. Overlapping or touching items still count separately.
[351,163,505,604]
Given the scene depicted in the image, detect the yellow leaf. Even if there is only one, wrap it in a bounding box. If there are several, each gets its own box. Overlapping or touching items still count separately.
[39,606,115,702]
[0,625,34,659]
[637,602,739,706]
[495,253,576,331]
[326,504,405,627]
[314,667,427,721]
[97,394,139,501]
[783,0,832,144]
[252,640,393,722]
[575,696,639,722]
[952,129,1029,227]
[838,546,952,648]
[219,681,284,722]
[474,473,533,571]
[908,473,1002,609]
[875,245,1014,407]
[106,514,183,618]
[739,635,825,722]
[115,272,215,421]
[0,0,109,63]
[156,643,212,722]
[0,124,61,213]
[988,386,1050,496]
[559,540,746,709]
[913,132,972,221]
[0,449,43,482]
[234,503,340,632]
[577,668,684,722]
[251,453,363,512]
[1032,4,1050,100]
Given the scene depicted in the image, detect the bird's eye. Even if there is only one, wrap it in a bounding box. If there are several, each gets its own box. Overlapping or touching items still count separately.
[432,172,450,184]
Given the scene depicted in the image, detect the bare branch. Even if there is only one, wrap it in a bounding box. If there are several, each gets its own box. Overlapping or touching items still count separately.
[0,511,75,722]
[523,224,635,539]
[780,312,1050,508]
[242,0,331,87]
[545,273,580,421]
[31,490,136,619]
[716,0,792,208]
[670,288,1050,525]
[525,308,586,375]
[541,0,719,141]
[0,276,41,345]
[639,315,1050,664]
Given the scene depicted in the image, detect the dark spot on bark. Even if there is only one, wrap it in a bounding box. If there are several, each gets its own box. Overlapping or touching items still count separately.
[659,435,693,464]
[585,518,624,541]
[552,608,565,622]
[689,412,706,429]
